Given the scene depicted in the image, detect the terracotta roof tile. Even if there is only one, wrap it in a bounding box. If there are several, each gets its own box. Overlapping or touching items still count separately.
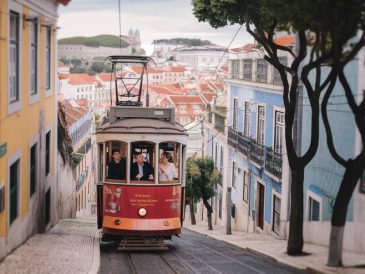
[231,43,255,53]
[274,35,294,46]
[169,95,205,105]
[97,73,115,82]
[68,73,96,85]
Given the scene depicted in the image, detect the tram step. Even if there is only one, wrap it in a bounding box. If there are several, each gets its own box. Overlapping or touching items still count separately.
[117,237,169,251]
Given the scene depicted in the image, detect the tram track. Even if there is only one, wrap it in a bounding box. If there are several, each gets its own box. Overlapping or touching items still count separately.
[176,234,276,274]
[127,253,139,274]
[171,241,225,274]
[99,232,302,274]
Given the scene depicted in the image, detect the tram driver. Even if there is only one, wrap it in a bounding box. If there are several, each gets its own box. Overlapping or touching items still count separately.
[131,152,154,181]
[107,149,126,180]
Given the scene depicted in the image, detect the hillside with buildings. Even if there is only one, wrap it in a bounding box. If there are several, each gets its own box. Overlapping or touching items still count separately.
[59,34,130,48]
[58,30,142,61]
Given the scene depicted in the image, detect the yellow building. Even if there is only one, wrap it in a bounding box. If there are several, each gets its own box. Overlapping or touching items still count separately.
[0,0,70,260]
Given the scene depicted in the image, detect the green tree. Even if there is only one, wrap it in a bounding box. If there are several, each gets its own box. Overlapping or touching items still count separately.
[192,0,365,257]
[70,58,82,69]
[187,157,219,230]
[185,159,200,225]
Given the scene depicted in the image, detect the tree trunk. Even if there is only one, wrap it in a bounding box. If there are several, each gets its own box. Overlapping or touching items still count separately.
[189,202,196,225]
[203,199,213,230]
[287,166,304,255]
[207,210,213,230]
[328,160,363,266]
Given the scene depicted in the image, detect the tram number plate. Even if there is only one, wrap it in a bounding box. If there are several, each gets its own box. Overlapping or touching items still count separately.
[154,110,164,116]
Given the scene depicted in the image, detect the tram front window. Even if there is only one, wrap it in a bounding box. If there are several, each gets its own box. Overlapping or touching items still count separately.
[158,142,179,183]
[105,141,127,182]
[130,142,155,182]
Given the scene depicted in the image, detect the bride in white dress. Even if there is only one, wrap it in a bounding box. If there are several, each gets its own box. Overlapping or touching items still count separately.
[159,152,177,181]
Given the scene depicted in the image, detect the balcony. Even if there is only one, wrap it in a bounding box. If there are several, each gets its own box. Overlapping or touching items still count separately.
[76,168,89,191]
[214,112,225,133]
[237,133,250,156]
[227,127,282,179]
[249,140,265,166]
[228,127,238,148]
[265,148,283,178]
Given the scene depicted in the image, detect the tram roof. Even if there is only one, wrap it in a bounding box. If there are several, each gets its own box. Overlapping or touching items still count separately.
[97,118,188,136]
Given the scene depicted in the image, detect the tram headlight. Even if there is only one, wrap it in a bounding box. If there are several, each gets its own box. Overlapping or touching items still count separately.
[138,208,147,217]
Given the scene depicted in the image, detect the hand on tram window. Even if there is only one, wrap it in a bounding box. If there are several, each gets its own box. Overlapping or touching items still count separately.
[136,174,143,180]
[148,174,154,180]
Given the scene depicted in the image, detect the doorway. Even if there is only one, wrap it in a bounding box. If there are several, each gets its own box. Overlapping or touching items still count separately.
[257,182,265,229]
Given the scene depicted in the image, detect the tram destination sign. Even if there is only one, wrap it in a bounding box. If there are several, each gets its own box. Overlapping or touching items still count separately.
[0,143,7,158]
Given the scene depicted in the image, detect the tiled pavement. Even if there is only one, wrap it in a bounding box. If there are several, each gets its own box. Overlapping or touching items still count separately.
[0,216,99,274]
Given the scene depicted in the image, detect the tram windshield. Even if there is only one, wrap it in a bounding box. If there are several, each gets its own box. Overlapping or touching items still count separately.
[105,141,127,182]
[158,142,180,184]
[130,142,155,183]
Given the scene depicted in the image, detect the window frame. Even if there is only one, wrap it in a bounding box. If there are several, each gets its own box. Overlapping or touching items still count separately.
[243,170,249,202]
[257,105,266,145]
[8,149,21,227]
[8,8,22,114]
[243,59,253,81]
[256,58,268,83]
[232,98,238,131]
[45,26,52,96]
[274,111,284,154]
[272,194,281,234]
[45,130,51,176]
[244,101,250,137]
[30,141,38,197]
[29,18,39,102]
[307,191,322,221]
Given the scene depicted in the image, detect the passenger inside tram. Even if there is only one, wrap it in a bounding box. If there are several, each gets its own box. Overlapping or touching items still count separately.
[159,152,178,181]
[158,142,179,183]
[105,141,127,182]
[130,152,154,181]
[107,149,126,180]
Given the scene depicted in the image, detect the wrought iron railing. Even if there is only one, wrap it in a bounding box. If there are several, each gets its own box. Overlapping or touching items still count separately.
[227,127,282,179]
[249,140,265,166]
[228,127,238,148]
[265,148,283,178]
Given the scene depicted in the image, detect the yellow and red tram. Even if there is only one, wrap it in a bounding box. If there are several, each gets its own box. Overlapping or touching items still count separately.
[96,56,188,243]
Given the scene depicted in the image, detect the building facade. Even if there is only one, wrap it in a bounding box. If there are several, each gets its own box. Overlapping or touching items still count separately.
[0,0,70,260]
[203,44,292,237]
[174,46,227,72]
[302,48,365,253]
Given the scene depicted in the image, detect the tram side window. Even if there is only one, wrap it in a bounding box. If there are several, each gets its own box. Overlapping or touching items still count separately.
[98,144,103,181]
[130,142,155,181]
[105,141,127,181]
[158,142,179,183]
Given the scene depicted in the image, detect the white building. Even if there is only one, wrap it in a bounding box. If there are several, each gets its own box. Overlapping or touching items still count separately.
[174,46,227,72]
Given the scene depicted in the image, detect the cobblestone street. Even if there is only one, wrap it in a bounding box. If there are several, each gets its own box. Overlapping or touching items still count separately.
[0,216,99,274]
[1,215,364,274]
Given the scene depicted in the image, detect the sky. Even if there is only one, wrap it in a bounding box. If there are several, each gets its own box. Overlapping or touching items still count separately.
[58,0,253,55]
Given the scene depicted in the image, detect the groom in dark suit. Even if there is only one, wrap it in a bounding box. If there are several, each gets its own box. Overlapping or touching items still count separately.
[130,152,154,181]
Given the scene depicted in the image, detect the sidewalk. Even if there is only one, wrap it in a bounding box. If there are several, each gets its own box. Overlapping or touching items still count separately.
[184,220,365,274]
[0,216,99,274]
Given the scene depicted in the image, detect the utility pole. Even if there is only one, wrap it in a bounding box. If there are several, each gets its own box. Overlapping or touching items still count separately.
[226,155,232,235]
[226,186,232,234]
